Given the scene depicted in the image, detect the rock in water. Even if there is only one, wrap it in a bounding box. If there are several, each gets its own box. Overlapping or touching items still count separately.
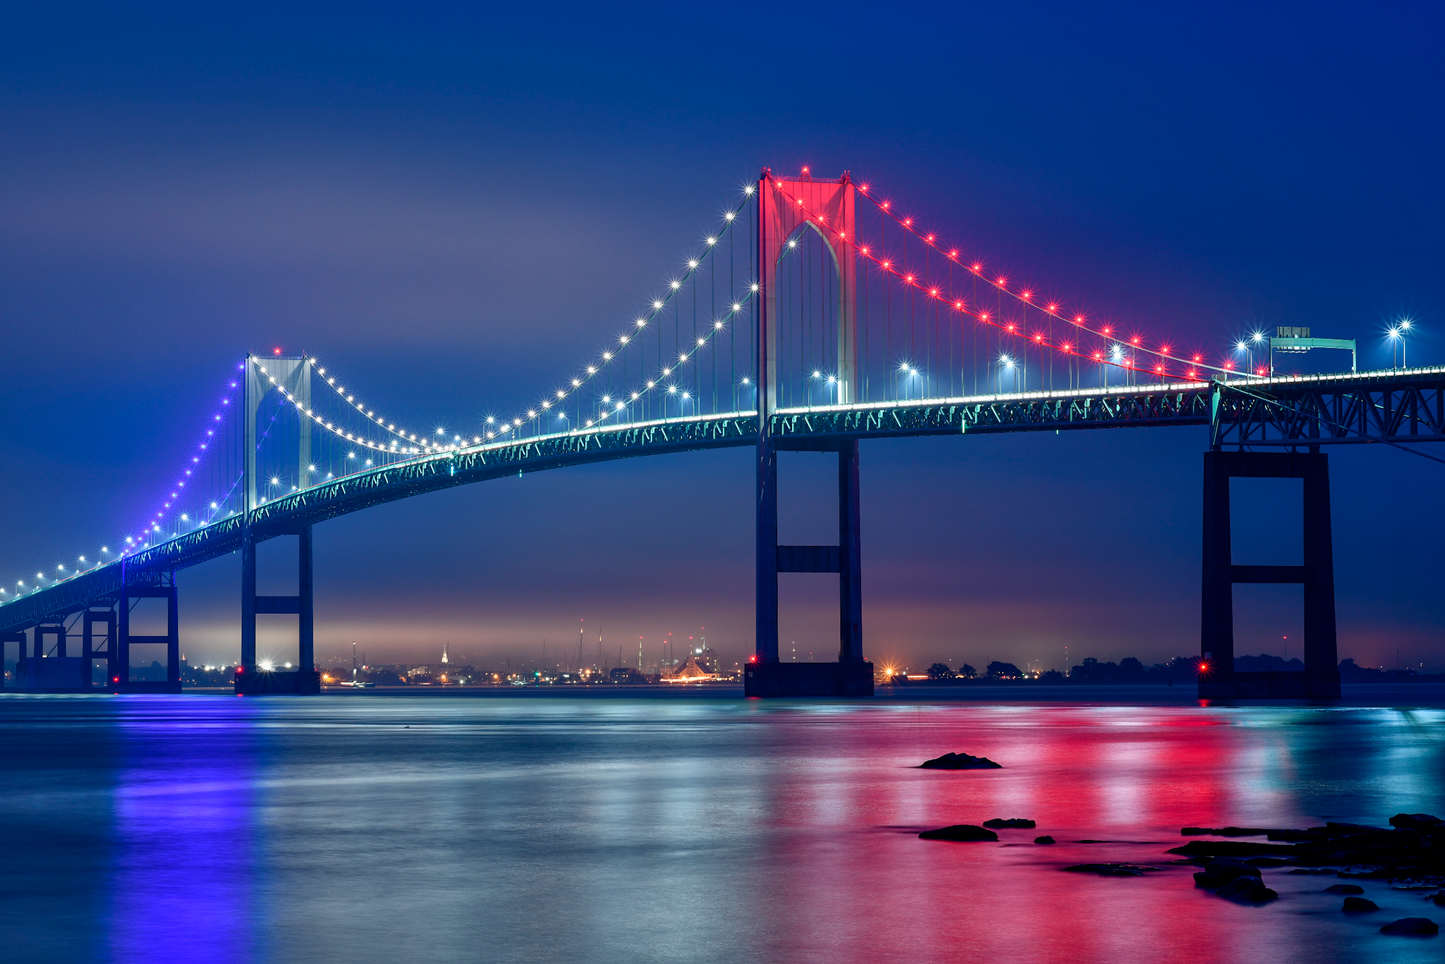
[1342,897,1380,913]
[1062,864,1157,876]
[1193,858,1261,889]
[919,752,1001,770]
[1216,875,1279,904]
[983,818,1036,829]
[1034,835,1056,845]
[918,824,999,842]
[1389,813,1444,832]
[1431,893,1445,907]
[1380,918,1439,936]
[1324,884,1364,895]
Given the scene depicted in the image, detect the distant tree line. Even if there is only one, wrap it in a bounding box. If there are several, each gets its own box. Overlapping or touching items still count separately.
[912,653,1438,684]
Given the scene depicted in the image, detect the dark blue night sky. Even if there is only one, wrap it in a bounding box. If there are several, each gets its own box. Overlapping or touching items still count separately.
[1,2,1440,671]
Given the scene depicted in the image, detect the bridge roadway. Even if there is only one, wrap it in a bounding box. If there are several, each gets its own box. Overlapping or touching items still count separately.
[3,365,1443,635]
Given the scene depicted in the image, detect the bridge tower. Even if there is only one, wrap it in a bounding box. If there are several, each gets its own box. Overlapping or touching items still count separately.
[746,168,872,697]
[238,354,320,695]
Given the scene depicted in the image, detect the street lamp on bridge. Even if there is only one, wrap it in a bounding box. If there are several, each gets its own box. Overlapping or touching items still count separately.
[1388,319,1413,369]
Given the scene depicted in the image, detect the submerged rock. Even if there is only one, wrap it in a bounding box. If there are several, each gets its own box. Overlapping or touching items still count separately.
[1181,826,1281,837]
[1034,835,1056,845]
[1380,917,1439,936]
[1431,893,1445,907]
[1193,858,1261,889]
[1062,863,1158,876]
[1324,884,1364,895]
[919,752,1001,770]
[1169,840,1296,858]
[1216,875,1279,904]
[1342,897,1379,913]
[983,818,1036,829]
[918,824,998,842]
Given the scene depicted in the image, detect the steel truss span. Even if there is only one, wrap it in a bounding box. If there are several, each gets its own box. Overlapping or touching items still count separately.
[4,367,1442,638]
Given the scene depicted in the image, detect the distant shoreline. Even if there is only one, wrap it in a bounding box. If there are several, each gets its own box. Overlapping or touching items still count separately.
[156,681,1445,707]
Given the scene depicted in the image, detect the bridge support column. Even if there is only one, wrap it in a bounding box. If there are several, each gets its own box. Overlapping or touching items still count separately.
[236,526,319,695]
[1,630,24,689]
[82,607,115,691]
[115,581,181,693]
[746,439,872,698]
[1199,450,1339,700]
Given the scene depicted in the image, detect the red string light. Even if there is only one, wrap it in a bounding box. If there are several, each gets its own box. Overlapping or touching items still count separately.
[813,178,1233,378]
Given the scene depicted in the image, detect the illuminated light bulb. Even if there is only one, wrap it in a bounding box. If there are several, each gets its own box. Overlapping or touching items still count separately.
[585,420,593,427]
[586,366,596,375]
[929,288,938,297]
[725,212,735,221]
[616,402,624,411]
[688,259,699,268]
[787,239,797,249]
[881,201,890,209]
[652,300,663,310]
[882,261,892,270]
[731,303,740,312]
[646,380,655,388]
[662,367,672,375]
[812,370,821,379]
[750,283,759,292]
[678,353,687,363]
[630,392,639,400]
[744,185,754,195]
[670,281,681,290]
[697,337,706,346]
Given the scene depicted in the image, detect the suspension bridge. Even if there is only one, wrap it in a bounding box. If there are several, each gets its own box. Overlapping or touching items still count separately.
[3,168,1442,699]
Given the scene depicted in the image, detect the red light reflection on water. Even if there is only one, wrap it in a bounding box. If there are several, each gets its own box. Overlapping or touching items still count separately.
[743,704,1351,964]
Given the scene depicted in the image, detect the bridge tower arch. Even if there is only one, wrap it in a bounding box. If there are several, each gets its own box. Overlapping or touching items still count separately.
[749,168,872,697]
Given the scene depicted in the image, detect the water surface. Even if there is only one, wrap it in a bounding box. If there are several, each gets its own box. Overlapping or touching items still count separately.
[1,695,1441,963]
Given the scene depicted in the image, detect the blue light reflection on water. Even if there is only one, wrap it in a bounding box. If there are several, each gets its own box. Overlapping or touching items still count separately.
[0,696,1442,964]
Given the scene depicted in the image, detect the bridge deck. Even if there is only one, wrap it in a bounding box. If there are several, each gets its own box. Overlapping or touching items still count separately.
[4,367,1443,633]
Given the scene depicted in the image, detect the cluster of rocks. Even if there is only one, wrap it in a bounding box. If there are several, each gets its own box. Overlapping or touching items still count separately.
[918,751,1001,770]
[1175,813,1443,935]
[916,797,1442,937]
[918,817,1043,842]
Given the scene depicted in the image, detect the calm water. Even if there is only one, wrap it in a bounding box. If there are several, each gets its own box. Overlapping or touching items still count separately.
[1,694,1442,963]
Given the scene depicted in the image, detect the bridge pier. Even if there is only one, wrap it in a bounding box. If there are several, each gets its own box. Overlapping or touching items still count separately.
[82,607,115,691]
[1199,450,1340,700]
[746,438,872,697]
[0,630,22,689]
[114,582,181,693]
[236,526,319,695]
